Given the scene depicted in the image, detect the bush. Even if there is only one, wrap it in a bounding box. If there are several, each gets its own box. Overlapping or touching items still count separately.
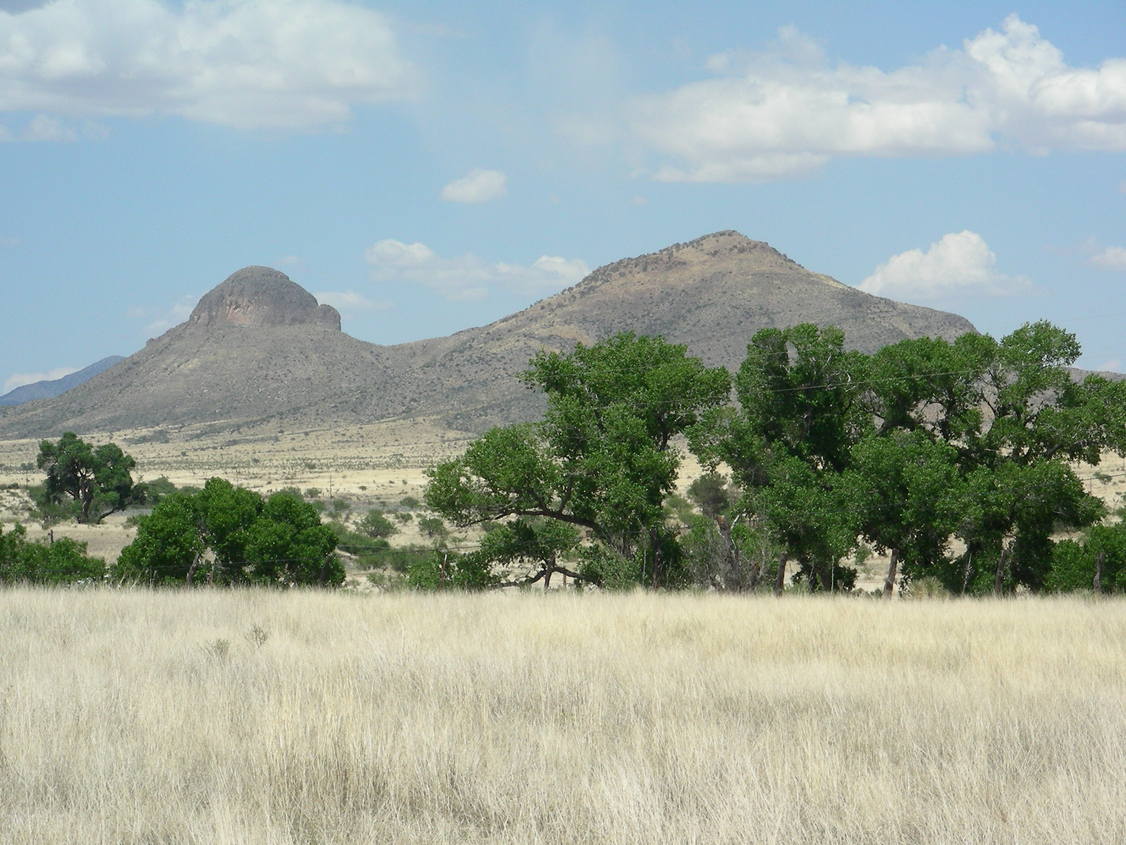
[358,509,397,539]
[134,476,180,506]
[0,524,105,584]
[27,484,81,526]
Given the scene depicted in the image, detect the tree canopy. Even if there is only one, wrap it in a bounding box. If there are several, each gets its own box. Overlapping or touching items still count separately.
[425,332,731,588]
[424,320,1125,596]
[114,478,343,587]
[36,432,139,524]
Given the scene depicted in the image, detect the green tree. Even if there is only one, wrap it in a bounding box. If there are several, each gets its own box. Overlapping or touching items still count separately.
[686,472,733,519]
[842,431,963,596]
[863,322,1123,594]
[114,480,342,587]
[425,333,730,588]
[1046,519,1126,593]
[36,433,139,524]
[692,324,868,592]
[358,509,397,539]
[0,523,105,584]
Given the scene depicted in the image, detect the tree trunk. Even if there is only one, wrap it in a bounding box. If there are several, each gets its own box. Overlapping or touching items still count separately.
[774,554,787,595]
[817,559,832,592]
[1093,551,1105,593]
[883,548,900,599]
[543,568,553,591]
[993,544,1009,596]
[185,553,202,586]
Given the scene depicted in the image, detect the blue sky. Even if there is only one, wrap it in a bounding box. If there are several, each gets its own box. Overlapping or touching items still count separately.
[1,0,1124,393]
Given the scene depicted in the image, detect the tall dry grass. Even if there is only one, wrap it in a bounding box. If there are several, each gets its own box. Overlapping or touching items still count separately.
[1,589,1123,844]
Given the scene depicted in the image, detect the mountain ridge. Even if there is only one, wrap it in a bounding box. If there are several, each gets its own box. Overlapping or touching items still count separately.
[0,232,979,438]
[0,356,126,408]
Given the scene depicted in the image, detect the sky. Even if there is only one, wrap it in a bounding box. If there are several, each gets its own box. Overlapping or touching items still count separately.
[1,0,1124,394]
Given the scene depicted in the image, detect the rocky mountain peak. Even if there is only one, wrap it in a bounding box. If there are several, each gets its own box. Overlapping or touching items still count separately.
[574,230,801,293]
[188,266,341,331]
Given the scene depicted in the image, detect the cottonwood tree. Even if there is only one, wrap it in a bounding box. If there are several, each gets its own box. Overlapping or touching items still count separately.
[862,322,1125,594]
[115,479,342,586]
[0,523,105,584]
[841,431,963,596]
[425,333,730,588]
[36,432,139,524]
[691,324,868,591]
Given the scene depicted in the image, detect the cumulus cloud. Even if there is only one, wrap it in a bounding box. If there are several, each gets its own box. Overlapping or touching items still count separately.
[858,231,1032,301]
[0,0,414,129]
[364,239,589,301]
[440,169,508,204]
[634,15,1126,181]
[1090,246,1126,269]
[4,367,77,393]
[314,290,391,314]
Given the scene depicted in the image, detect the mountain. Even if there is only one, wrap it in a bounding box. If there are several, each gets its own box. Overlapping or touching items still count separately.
[0,356,125,407]
[0,233,978,438]
[382,231,977,429]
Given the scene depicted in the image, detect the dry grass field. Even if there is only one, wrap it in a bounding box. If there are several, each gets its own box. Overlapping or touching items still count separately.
[1,589,1123,844]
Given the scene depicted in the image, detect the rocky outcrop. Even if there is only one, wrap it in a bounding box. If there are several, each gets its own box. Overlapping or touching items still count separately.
[188,266,341,331]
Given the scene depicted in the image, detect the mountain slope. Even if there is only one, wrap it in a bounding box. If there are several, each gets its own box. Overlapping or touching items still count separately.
[388,231,977,428]
[0,234,978,437]
[0,356,125,407]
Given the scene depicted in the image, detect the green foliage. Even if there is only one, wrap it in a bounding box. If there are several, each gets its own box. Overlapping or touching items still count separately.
[686,473,733,519]
[405,548,494,591]
[27,483,81,526]
[420,321,1123,596]
[328,521,390,568]
[36,433,140,524]
[113,479,342,587]
[0,523,105,584]
[416,515,450,542]
[358,509,396,539]
[133,476,180,507]
[1046,524,1126,593]
[842,431,962,587]
[399,495,420,509]
[425,333,730,590]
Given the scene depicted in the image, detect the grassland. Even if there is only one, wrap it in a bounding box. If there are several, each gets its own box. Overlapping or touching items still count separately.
[1,589,1122,844]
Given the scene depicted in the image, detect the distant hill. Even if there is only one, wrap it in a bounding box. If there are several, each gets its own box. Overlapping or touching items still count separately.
[0,233,979,438]
[0,356,125,407]
[388,231,978,430]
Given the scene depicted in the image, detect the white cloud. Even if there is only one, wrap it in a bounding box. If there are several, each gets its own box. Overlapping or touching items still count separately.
[0,0,414,130]
[128,294,196,335]
[22,113,75,141]
[313,290,391,314]
[1096,359,1122,373]
[440,169,508,204]
[633,15,1126,181]
[4,366,77,393]
[1090,246,1126,269]
[858,231,1032,301]
[364,239,589,301]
